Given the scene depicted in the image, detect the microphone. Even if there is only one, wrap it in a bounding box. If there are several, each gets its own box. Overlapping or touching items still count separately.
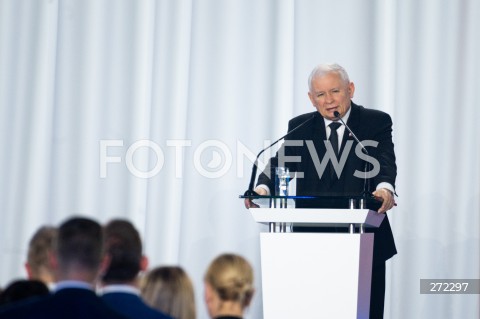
[333,111,368,155]
[244,113,318,196]
[333,111,371,196]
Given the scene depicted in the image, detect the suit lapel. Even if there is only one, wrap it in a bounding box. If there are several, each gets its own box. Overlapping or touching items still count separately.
[313,115,327,141]
[311,115,327,157]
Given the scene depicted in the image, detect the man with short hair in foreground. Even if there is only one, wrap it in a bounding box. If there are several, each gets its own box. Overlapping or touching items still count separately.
[99,219,172,319]
[0,216,128,319]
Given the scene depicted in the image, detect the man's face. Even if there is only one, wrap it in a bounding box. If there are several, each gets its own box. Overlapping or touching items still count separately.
[308,72,355,120]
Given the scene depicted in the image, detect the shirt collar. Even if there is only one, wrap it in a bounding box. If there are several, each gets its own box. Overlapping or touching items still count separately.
[54,280,93,292]
[99,284,140,296]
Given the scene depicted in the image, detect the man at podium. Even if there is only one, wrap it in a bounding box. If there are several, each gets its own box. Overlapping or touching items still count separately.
[245,63,397,319]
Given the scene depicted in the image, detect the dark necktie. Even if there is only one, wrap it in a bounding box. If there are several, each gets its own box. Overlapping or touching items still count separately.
[328,122,342,179]
[328,122,342,157]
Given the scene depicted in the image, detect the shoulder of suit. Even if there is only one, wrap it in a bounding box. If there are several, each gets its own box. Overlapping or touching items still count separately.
[352,103,392,121]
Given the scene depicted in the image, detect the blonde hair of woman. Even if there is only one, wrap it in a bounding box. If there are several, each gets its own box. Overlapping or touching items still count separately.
[204,253,254,319]
[141,266,196,319]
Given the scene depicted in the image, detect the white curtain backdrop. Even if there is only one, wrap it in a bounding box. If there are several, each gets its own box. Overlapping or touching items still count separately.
[1,0,479,318]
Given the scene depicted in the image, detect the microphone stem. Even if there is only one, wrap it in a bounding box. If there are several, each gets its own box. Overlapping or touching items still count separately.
[334,111,371,196]
[245,113,318,196]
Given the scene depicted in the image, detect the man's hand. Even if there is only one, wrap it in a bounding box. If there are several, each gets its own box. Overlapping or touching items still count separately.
[244,187,267,209]
[372,188,396,213]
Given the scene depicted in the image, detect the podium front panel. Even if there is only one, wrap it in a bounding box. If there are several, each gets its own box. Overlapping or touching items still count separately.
[260,232,373,319]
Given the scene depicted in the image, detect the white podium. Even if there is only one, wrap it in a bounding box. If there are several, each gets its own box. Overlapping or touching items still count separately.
[250,207,384,319]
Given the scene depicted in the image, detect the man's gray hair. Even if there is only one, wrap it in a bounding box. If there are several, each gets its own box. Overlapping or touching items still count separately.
[308,63,350,91]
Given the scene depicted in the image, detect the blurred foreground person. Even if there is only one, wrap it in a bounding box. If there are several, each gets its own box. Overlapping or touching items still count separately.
[141,266,196,319]
[203,253,255,319]
[0,279,49,306]
[100,219,172,319]
[0,216,128,319]
[24,226,57,289]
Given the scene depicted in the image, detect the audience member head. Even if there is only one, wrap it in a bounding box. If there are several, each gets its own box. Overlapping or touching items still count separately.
[141,266,196,319]
[25,226,57,285]
[0,279,49,306]
[101,219,147,285]
[53,216,105,283]
[203,253,254,318]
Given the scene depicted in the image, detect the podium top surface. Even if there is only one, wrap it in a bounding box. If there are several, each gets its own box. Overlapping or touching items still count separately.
[249,208,385,228]
[240,194,383,211]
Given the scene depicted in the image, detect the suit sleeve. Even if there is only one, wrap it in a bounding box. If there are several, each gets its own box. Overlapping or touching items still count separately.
[370,113,397,190]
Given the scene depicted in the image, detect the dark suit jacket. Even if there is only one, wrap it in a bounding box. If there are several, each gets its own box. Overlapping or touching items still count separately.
[257,102,397,261]
[101,292,173,319]
[0,288,128,319]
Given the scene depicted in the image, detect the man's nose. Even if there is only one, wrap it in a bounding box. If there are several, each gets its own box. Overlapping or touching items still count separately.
[325,93,334,103]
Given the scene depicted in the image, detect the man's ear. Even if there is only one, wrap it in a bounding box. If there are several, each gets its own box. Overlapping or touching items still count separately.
[48,251,58,270]
[308,91,315,106]
[140,255,149,272]
[99,254,111,275]
[25,262,33,279]
[348,82,355,98]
